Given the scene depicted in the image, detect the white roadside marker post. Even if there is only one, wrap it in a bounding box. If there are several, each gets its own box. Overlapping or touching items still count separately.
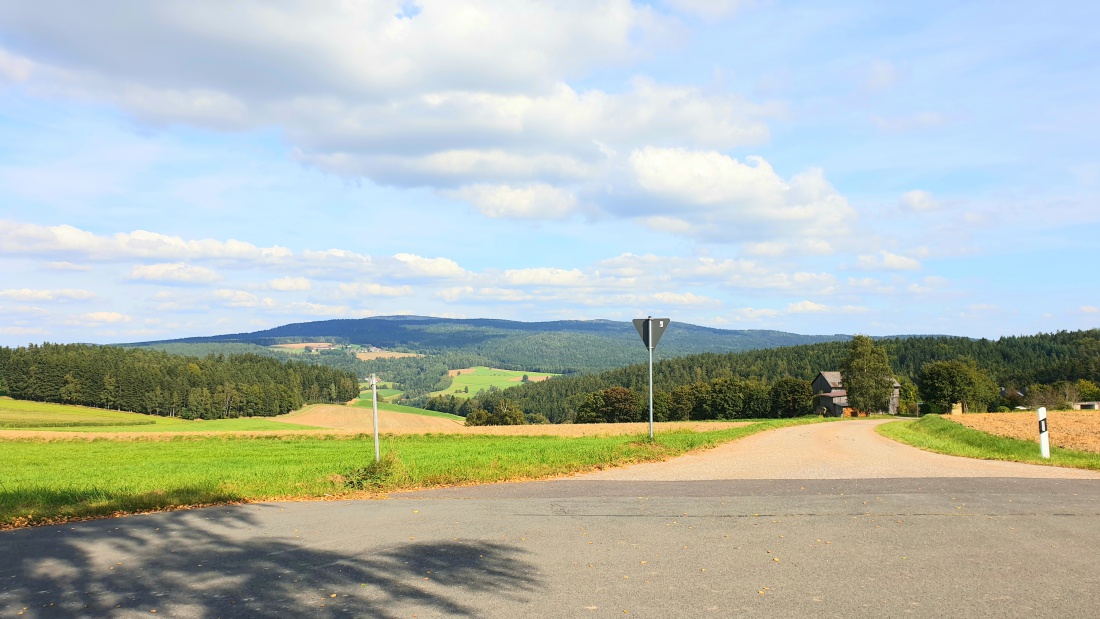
[1038,406,1050,459]
[371,373,380,463]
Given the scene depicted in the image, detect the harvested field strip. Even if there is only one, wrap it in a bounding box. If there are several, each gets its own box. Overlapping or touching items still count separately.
[877,415,1100,471]
[952,411,1100,453]
[2,416,832,528]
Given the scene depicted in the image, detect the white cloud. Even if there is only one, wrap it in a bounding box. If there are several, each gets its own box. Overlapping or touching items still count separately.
[0,221,292,263]
[393,253,467,279]
[900,190,942,212]
[787,300,829,313]
[449,183,577,220]
[503,268,586,287]
[128,262,222,284]
[67,311,132,326]
[0,288,96,301]
[628,147,855,242]
[742,240,832,256]
[0,2,784,232]
[1082,306,1099,314]
[650,291,720,306]
[855,251,921,271]
[213,289,266,308]
[45,261,91,271]
[0,326,48,335]
[0,47,32,82]
[338,283,414,297]
[268,276,312,291]
[786,301,865,314]
[730,307,780,321]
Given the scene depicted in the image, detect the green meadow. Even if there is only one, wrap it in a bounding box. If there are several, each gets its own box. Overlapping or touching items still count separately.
[0,397,319,433]
[1,414,835,528]
[431,366,557,398]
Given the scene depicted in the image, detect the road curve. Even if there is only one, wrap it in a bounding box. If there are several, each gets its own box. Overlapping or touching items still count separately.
[578,419,1100,481]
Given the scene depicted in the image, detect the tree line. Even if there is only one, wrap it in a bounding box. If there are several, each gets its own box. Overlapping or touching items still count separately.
[492,330,1100,422]
[0,343,359,419]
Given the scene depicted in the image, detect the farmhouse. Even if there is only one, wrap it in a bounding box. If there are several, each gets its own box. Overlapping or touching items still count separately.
[812,371,900,416]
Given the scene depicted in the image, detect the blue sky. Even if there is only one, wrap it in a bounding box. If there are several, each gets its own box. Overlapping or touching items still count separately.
[0,0,1097,347]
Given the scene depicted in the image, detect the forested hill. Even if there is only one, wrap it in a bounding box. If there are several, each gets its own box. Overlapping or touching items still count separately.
[498,330,1100,421]
[131,316,849,373]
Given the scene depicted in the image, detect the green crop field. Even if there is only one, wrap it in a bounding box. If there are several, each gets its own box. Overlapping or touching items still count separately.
[358,388,404,401]
[432,366,557,399]
[0,416,834,528]
[350,398,464,421]
[0,397,319,433]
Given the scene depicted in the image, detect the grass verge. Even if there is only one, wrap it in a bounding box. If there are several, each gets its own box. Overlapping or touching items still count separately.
[876,414,1100,471]
[2,415,833,528]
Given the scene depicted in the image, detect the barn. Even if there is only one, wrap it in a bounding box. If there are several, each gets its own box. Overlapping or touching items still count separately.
[812,371,900,416]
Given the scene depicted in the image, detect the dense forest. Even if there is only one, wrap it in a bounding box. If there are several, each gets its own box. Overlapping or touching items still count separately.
[486,330,1100,422]
[0,343,359,419]
[135,342,494,399]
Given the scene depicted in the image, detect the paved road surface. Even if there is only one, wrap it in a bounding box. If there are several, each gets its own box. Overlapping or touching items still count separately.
[3,420,1100,618]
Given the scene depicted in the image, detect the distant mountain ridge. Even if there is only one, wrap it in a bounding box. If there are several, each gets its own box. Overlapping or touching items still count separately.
[130,315,853,373]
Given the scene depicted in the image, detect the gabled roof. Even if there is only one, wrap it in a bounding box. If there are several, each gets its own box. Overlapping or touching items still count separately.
[817,371,900,388]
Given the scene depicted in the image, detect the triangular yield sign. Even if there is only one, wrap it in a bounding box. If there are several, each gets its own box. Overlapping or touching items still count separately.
[633,317,671,350]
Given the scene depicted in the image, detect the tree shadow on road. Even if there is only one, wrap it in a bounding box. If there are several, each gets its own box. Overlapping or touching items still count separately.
[1,507,540,617]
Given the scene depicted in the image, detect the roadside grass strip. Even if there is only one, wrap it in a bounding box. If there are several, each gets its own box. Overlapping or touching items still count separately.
[1,416,833,528]
[877,414,1100,471]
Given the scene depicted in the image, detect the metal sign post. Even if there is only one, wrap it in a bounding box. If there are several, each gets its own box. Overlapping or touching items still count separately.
[1038,406,1050,459]
[633,317,670,440]
[371,373,380,462]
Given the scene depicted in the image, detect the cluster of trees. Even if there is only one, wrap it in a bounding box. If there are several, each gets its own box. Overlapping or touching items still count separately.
[0,343,359,419]
[419,391,549,426]
[572,376,814,423]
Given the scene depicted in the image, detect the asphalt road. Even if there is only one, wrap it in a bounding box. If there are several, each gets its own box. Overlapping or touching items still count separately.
[3,421,1100,618]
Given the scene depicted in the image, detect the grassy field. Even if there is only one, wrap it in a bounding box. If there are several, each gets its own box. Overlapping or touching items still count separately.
[1,416,834,528]
[358,388,404,401]
[877,415,1100,470]
[0,397,320,433]
[350,398,465,421]
[432,366,557,398]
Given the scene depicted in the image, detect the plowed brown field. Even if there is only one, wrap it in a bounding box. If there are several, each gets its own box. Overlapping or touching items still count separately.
[277,405,749,436]
[952,411,1100,453]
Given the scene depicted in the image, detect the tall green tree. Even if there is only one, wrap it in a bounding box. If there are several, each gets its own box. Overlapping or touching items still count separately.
[769,377,813,418]
[918,359,997,413]
[839,335,895,414]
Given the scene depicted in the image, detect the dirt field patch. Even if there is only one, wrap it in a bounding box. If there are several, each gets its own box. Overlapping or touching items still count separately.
[275,405,748,436]
[953,411,1100,453]
[355,351,421,360]
[448,367,480,377]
